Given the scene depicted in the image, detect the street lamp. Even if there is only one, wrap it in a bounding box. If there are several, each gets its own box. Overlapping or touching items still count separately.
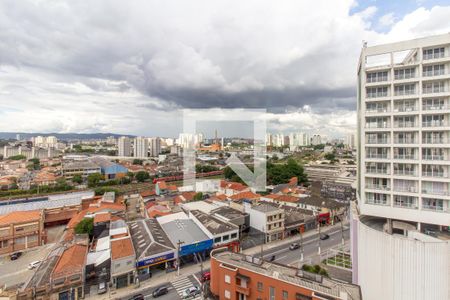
[317,222,321,255]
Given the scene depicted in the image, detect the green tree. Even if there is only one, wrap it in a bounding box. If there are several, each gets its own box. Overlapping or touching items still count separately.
[9,154,26,160]
[87,173,103,187]
[193,192,203,201]
[74,218,94,236]
[324,153,336,161]
[133,159,143,165]
[72,174,83,184]
[135,171,150,182]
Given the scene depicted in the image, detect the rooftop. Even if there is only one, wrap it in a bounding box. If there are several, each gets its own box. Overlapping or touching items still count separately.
[111,237,135,260]
[250,203,283,213]
[52,244,87,279]
[211,206,248,220]
[160,218,210,246]
[94,212,111,224]
[213,250,361,300]
[0,210,41,226]
[190,210,238,235]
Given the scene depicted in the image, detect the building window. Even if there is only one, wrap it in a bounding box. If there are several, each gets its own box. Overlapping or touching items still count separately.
[214,237,221,243]
[224,290,231,299]
[223,235,229,241]
[269,286,275,300]
[115,263,121,268]
[283,290,288,300]
[224,275,231,284]
[231,233,237,239]
[127,260,132,265]
[257,282,263,292]
[296,294,313,300]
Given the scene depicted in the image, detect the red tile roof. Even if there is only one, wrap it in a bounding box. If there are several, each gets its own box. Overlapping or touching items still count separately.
[93,212,111,224]
[158,181,168,189]
[0,210,41,226]
[53,244,87,277]
[230,191,260,201]
[111,237,134,260]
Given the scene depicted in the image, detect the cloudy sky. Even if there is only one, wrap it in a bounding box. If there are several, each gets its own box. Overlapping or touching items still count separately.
[1,0,450,138]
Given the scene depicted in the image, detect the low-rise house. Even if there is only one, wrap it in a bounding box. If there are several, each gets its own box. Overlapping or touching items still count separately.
[219,180,250,196]
[50,244,88,300]
[210,206,250,234]
[0,210,45,255]
[229,191,261,202]
[146,203,171,218]
[110,237,136,289]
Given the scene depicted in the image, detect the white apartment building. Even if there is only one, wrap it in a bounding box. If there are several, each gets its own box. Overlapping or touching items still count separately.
[353,34,450,300]
[118,136,131,157]
[345,133,356,149]
[243,202,284,243]
[148,137,161,157]
[265,133,273,146]
[177,133,204,148]
[32,135,58,148]
[272,133,285,147]
[134,136,148,158]
[289,132,310,151]
[310,134,322,145]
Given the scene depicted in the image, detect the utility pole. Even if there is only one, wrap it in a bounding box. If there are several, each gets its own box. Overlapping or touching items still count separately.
[177,240,184,276]
[317,222,321,255]
[260,225,265,259]
[200,257,204,297]
[298,227,304,269]
[340,216,345,246]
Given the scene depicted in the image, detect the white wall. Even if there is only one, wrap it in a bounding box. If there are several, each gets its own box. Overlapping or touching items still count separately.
[244,203,267,232]
[356,217,450,300]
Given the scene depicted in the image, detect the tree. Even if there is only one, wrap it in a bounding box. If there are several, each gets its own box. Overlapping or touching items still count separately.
[324,153,336,161]
[133,159,143,165]
[74,218,94,236]
[8,154,26,160]
[87,173,103,187]
[301,264,329,277]
[72,174,83,184]
[135,171,150,182]
[193,192,203,201]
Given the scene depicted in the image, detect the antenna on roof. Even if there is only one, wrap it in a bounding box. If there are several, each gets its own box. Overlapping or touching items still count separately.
[362,40,368,48]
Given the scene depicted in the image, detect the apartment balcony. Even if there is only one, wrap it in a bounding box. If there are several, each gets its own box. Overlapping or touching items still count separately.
[423,70,446,77]
[366,154,390,159]
[422,171,446,178]
[422,189,450,197]
[394,138,416,144]
[393,200,418,209]
[366,139,389,144]
[365,184,390,191]
[394,90,416,97]
[394,186,418,193]
[366,92,389,99]
[394,122,417,128]
[422,138,446,145]
[422,155,445,161]
[366,108,390,114]
[422,121,448,128]
[367,76,388,83]
[394,170,417,177]
[366,169,390,175]
[393,154,417,160]
[393,106,417,113]
[422,204,447,213]
[423,53,446,60]
[365,123,390,129]
[236,286,251,296]
[366,199,390,206]
[422,87,448,95]
[422,105,448,111]
[394,74,416,81]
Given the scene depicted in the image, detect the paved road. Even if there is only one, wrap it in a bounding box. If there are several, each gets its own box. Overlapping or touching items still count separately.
[258,225,350,267]
[121,274,201,300]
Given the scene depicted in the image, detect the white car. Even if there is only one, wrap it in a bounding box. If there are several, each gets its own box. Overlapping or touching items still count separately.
[182,286,201,299]
[28,261,41,270]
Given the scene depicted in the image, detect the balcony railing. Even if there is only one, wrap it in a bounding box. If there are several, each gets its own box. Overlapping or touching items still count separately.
[394,170,417,176]
[394,138,416,144]
[236,286,251,296]
[394,154,416,160]
[393,106,417,112]
[394,90,416,96]
[422,105,447,111]
[366,154,389,159]
[366,123,390,129]
[367,92,389,98]
[394,186,417,193]
[422,171,446,178]
[394,74,415,80]
[423,87,447,94]
[422,189,449,196]
[367,76,388,83]
[366,108,389,113]
[422,121,447,127]
[423,70,445,77]
[422,204,445,212]
[422,155,444,161]
[423,53,445,60]
[366,184,390,191]
[422,138,445,144]
[366,139,389,144]
[394,201,418,209]
[366,169,390,175]
[366,199,389,206]
[394,122,417,128]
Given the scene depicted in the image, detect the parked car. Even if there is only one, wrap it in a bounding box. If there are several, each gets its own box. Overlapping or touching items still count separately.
[129,294,144,300]
[28,261,41,270]
[97,282,107,294]
[10,252,22,260]
[289,243,300,250]
[182,286,201,299]
[152,285,169,298]
[320,234,330,240]
[201,272,211,282]
[269,255,276,262]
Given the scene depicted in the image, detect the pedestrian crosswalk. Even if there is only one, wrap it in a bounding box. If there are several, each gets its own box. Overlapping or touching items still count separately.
[171,276,202,299]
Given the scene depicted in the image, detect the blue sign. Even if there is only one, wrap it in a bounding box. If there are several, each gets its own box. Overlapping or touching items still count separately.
[180,239,213,256]
[137,252,175,268]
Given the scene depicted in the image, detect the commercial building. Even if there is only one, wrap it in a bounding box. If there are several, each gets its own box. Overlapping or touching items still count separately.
[0,210,45,255]
[210,249,362,300]
[90,157,128,180]
[118,136,132,157]
[355,33,450,300]
[62,161,101,179]
[134,136,148,158]
[244,202,284,243]
[110,236,136,289]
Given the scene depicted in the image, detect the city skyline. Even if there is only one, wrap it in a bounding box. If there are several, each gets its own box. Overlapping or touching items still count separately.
[1,1,450,138]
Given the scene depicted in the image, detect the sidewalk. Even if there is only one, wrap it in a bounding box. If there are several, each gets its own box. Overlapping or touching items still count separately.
[95,221,348,300]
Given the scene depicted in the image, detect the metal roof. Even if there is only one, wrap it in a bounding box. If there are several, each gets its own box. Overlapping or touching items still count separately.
[160,218,210,246]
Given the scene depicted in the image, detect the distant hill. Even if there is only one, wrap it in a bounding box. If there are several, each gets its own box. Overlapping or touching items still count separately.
[0,132,136,141]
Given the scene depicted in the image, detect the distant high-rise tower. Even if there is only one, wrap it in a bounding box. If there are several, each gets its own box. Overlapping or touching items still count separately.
[118,136,131,157]
[353,34,450,300]
[134,137,148,158]
[148,137,161,157]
